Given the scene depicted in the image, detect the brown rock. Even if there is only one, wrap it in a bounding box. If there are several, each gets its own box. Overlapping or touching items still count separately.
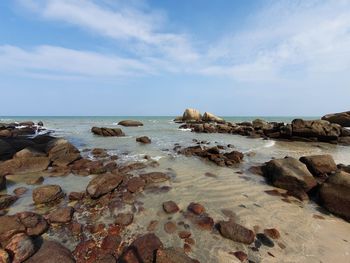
[127,177,146,193]
[0,215,25,243]
[86,173,123,198]
[13,187,28,197]
[17,212,48,236]
[118,120,144,127]
[291,119,341,141]
[156,248,197,263]
[0,194,17,210]
[0,157,50,176]
[5,233,35,263]
[136,136,151,144]
[48,207,74,223]
[26,176,44,185]
[91,127,125,137]
[91,148,109,158]
[322,111,350,127]
[162,201,179,214]
[194,216,214,230]
[25,240,75,263]
[47,139,81,167]
[120,233,163,263]
[140,172,170,184]
[178,231,191,239]
[115,213,134,226]
[300,154,337,179]
[232,251,248,262]
[264,228,281,239]
[32,185,64,204]
[164,221,177,234]
[0,249,10,263]
[68,191,85,201]
[218,220,255,244]
[147,220,159,232]
[14,148,45,159]
[187,202,205,215]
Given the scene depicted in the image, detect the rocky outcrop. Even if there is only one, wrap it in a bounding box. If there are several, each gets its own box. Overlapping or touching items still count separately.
[182,108,202,122]
[91,127,125,137]
[47,139,81,167]
[0,121,45,138]
[178,145,244,167]
[262,157,317,193]
[136,136,151,144]
[86,173,123,198]
[118,120,143,127]
[32,185,64,204]
[291,119,341,141]
[319,171,350,220]
[322,111,350,127]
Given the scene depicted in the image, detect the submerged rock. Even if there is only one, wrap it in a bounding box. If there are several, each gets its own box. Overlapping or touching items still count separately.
[118,120,144,127]
[218,220,255,245]
[136,136,151,144]
[319,171,350,220]
[91,127,125,137]
[32,185,64,204]
[86,173,123,198]
[140,172,170,184]
[115,213,134,226]
[162,201,179,214]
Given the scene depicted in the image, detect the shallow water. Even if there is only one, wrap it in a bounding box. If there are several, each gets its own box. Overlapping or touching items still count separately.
[1,116,350,262]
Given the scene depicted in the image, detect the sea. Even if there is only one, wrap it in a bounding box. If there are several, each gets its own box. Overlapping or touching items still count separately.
[1,116,350,263]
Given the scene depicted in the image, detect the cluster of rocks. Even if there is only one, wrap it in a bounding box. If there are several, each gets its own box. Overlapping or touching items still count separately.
[177,109,350,145]
[175,108,224,123]
[258,154,350,220]
[175,144,244,167]
[0,121,45,138]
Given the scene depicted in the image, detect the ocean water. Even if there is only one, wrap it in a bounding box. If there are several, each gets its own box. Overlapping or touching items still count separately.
[1,116,350,263]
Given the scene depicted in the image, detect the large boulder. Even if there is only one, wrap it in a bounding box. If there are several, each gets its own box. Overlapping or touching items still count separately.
[25,240,75,263]
[182,108,202,122]
[202,112,224,123]
[118,120,143,127]
[322,111,350,127]
[120,233,163,263]
[0,157,50,176]
[86,173,123,198]
[319,171,350,220]
[291,119,341,141]
[91,127,125,137]
[47,139,81,167]
[32,185,64,204]
[299,155,337,179]
[262,157,317,193]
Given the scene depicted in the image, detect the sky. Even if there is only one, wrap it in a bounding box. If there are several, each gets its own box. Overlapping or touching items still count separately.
[0,0,350,116]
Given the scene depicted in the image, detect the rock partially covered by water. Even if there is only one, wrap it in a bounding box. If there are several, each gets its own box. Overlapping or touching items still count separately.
[163,201,179,214]
[86,173,123,198]
[156,248,197,263]
[0,156,50,176]
[120,233,163,263]
[47,139,81,167]
[182,108,202,122]
[300,154,337,181]
[262,157,317,193]
[32,185,64,204]
[136,136,151,144]
[118,120,144,127]
[319,171,350,220]
[218,220,255,244]
[25,240,75,263]
[322,111,350,127]
[91,127,125,137]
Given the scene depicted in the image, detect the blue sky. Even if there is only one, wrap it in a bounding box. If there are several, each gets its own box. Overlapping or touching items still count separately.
[1,0,350,116]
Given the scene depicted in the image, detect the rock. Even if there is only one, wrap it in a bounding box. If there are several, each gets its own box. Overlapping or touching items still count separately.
[0,157,50,176]
[91,127,125,137]
[68,191,85,201]
[25,240,75,263]
[202,112,224,123]
[173,116,183,123]
[162,201,179,214]
[182,108,202,122]
[96,254,117,263]
[17,212,48,236]
[26,176,44,185]
[0,215,25,243]
[264,228,280,239]
[178,231,191,239]
[0,194,17,210]
[47,139,81,167]
[0,249,10,263]
[136,136,151,144]
[140,172,170,184]
[120,233,163,263]
[232,251,248,262]
[127,177,146,193]
[256,233,274,247]
[300,155,337,179]
[86,173,123,198]
[14,148,46,159]
[218,220,255,244]
[91,148,109,158]
[319,171,350,220]
[291,119,341,141]
[252,119,272,130]
[0,130,12,138]
[262,157,317,193]
[156,248,197,263]
[48,207,74,223]
[224,151,244,163]
[187,202,205,215]
[5,233,35,263]
[32,185,64,204]
[13,187,28,197]
[115,213,134,226]
[164,221,177,234]
[118,120,143,127]
[194,216,214,230]
[322,111,350,127]
[37,121,44,126]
